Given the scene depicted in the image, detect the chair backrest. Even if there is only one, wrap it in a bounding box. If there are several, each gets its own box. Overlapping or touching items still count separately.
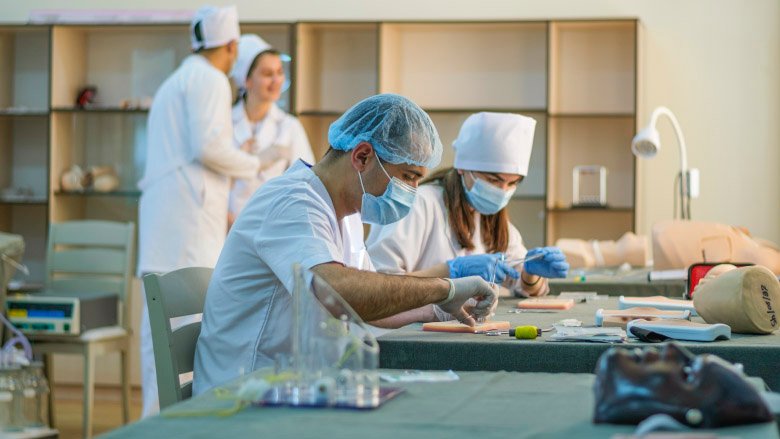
[143,267,212,409]
[45,220,135,329]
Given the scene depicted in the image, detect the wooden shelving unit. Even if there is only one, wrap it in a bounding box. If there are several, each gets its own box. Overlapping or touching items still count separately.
[545,20,639,244]
[0,26,51,284]
[378,22,548,110]
[0,19,641,384]
[0,17,642,277]
[291,19,639,246]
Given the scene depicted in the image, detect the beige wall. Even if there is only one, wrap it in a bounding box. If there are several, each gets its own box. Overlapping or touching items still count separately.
[4,0,779,386]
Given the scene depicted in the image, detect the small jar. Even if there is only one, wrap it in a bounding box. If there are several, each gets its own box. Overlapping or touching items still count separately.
[0,364,24,432]
[21,362,49,428]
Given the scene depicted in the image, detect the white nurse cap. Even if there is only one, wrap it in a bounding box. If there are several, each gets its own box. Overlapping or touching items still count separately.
[453,112,536,176]
[230,34,273,86]
[190,5,240,51]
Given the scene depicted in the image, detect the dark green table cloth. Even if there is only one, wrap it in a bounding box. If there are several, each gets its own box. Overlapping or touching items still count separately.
[379,297,780,390]
[549,267,687,297]
[103,370,778,439]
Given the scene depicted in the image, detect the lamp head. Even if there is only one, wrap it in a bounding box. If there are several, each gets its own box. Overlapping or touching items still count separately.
[631,126,661,159]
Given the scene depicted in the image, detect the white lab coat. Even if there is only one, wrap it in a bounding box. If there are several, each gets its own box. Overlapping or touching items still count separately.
[138,55,260,274]
[137,54,260,416]
[366,184,545,297]
[229,102,314,215]
[192,160,372,395]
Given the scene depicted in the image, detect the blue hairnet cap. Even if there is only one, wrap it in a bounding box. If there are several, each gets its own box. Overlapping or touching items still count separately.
[328,94,442,168]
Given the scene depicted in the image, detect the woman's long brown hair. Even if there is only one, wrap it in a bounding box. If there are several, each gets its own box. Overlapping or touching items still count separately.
[421,168,509,253]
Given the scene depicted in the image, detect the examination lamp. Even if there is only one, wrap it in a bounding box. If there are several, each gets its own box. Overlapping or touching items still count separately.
[632,106,699,220]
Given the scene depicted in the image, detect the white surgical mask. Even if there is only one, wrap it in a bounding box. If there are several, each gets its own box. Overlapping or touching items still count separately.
[358,153,417,225]
[462,171,515,215]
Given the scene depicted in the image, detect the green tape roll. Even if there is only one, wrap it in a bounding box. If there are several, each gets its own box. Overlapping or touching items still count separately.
[510,325,541,339]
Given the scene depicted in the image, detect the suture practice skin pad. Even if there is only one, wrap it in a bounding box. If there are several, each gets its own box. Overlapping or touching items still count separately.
[517,299,575,310]
[422,320,511,333]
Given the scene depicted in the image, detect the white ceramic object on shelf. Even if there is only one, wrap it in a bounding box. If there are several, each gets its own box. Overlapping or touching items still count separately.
[60,165,86,192]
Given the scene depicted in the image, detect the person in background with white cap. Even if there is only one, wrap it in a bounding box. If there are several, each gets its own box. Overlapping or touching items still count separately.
[193,94,498,394]
[366,112,569,327]
[228,34,314,225]
[137,5,265,417]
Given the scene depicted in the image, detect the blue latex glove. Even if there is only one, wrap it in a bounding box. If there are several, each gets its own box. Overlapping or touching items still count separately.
[447,253,519,284]
[523,247,569,279]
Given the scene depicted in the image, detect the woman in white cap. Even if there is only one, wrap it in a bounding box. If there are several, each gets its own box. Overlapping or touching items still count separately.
[367,112,569,315]
[228,34,314,224]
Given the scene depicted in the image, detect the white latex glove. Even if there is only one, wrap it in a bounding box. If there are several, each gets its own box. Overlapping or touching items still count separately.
[434,276,498,326]
[433,297,498,323]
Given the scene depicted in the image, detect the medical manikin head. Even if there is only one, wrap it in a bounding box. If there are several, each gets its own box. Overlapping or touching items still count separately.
[452,112,536,215]
[693,264,780,334]
[593,343,772,428]
[327,94,442,225]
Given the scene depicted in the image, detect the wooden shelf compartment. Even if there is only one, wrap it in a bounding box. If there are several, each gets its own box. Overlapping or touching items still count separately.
[379,22,547,110]
[295,23,379,114]
[547,116,636,210]
[50,25,190,109]
[546,208,634,245]
[49,111,146,221]
[0,26,50,113]
[0,203,48,284]
[49,195,139,227]
[549,20,637,115]
[507,198,546,250]
[0,116,49,202]
[298,113,340,161]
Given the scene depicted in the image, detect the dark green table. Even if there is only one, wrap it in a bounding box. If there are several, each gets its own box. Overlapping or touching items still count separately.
[102,370,779,439]
[378,297,780,390]
[549,267,687,297]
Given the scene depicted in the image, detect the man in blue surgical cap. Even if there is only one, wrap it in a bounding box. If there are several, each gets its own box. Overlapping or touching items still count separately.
[193,94,498,394]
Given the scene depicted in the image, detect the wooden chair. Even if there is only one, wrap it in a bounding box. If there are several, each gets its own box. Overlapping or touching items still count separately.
[142,267,212,409]
[31,220,134,438]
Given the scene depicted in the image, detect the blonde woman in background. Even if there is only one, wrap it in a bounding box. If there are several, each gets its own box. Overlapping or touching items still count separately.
[228,34,314,225]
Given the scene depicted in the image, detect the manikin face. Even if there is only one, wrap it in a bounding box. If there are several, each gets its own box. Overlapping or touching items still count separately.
[246,53,285,103]
[593,343,772,428]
